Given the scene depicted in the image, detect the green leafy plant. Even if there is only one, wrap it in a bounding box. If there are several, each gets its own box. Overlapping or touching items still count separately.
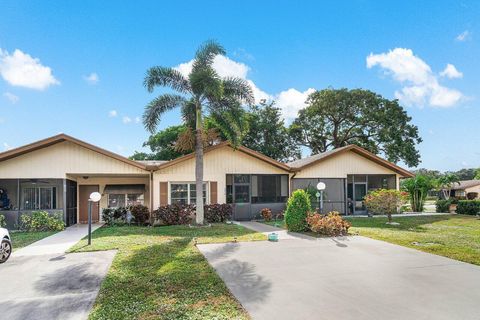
[306,211,351,236]
[364,189,408,222]
[204,204,232,223]
[456,200,480,215]
[401,174,435,212]
[435,174,460,200]
[0,214,6,228]
[284,189,311,232]
[435,199,452,213]
[101,208,115,226]
[18,211,64,232]
[260,208,273,222]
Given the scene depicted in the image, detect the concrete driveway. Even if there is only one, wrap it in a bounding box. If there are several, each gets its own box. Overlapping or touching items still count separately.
[1,224,114,320]
[0,251,115,320]
[198,235,480,320]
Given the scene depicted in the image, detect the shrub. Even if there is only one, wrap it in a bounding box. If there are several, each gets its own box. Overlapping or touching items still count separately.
[456,200,480,215]
[204,204,231,223]
[154,204,194,225]
[18,211,64,232]
[114,207,128,221]
[260,208,272,222]
[0,214,6,228]
[306,211,351,236]
[435,199,452,213]
[130,204,150,225]
[102,208,116,226]
[285,189,311,232]
[364,189,408,221]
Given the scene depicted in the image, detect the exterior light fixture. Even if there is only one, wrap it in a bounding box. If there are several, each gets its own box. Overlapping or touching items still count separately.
[316,182,326,214]
[88,192,102,245]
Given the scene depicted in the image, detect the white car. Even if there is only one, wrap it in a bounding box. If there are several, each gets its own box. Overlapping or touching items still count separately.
[0,227,12,263]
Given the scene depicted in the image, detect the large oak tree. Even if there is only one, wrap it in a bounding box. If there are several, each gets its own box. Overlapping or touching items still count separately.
[290,88,422,167]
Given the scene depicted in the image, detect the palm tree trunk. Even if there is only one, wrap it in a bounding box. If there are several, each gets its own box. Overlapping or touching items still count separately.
[195,104,204,225]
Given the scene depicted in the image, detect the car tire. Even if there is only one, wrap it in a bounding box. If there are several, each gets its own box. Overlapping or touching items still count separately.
[0,238,12,263]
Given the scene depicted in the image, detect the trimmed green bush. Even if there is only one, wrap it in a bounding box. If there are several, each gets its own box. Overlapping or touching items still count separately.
[285,189,311,232]
[18,211,64,231]
[435,199,452,213]
[0,214,6,228]
[456,200,480,215]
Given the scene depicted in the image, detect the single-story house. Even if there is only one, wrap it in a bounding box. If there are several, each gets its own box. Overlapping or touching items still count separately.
[451,180,480,199]
[0,134,412,228]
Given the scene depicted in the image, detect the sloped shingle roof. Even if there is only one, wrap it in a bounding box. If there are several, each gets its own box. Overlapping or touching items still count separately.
[451,180,480,190]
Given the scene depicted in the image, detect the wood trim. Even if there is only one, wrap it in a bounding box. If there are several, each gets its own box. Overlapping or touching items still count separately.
[160,182,168,205]
[0,133,148,170]
[210,181,217,204]
[292,145,413,178]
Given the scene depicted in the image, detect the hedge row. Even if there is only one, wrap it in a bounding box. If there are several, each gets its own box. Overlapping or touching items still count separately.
[154,203,232,225]
[456,200,480,215]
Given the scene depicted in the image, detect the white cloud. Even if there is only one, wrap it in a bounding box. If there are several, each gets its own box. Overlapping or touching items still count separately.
[440,64,463,79]
[135,116,141,124]
[175,55,250,79]
[108,110,117,117]
[367,48,464,108]
[3,142,12,150]
[84,72,99,84]
[122,116,132,124]
[274,88,315,120]
[0,48,59,90]
[3,92,19,104]
[456,30,470,42]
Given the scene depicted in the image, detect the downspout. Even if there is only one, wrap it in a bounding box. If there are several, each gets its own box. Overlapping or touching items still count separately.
[149,169,154,226]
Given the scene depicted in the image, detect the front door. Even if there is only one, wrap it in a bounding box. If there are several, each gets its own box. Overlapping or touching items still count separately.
[79,185,99,223]
[232,177,251,220]
[353,183,367,214]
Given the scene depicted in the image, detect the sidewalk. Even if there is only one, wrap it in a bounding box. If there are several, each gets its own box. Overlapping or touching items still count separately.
[233,221,315,240]
[13,223,103,257]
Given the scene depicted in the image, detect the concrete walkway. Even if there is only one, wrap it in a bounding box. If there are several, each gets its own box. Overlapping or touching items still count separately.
[14,223,103,256]
[198,232,480,320]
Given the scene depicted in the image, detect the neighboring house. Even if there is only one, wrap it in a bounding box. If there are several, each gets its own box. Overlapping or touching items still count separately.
[0,134,412,228]
[451,180,480,199]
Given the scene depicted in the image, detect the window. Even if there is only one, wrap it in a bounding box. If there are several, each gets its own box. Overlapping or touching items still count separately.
[170,183,207,205]
[108,193,144,208]
[22,187,56,210]
[251,175,288,203]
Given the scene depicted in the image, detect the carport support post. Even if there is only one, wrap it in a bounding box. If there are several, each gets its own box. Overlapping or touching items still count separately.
[88,200,92,245]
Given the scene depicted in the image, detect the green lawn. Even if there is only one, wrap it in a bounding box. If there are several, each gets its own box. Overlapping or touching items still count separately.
[10,231,58,250]
[348,215,480,265]
[263,214,480,265]
[69,224,266,320]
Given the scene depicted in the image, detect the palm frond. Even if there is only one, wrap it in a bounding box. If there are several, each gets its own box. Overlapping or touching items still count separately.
[143,67,190,93]
[222,77,255,105]
[193,40,225,71]
[209,105,247,147]
[181,99,197,129]
[143,94,187,133]
[189,67,222,98]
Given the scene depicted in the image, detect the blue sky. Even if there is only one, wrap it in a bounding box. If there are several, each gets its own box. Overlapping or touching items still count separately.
[0,1,479,171]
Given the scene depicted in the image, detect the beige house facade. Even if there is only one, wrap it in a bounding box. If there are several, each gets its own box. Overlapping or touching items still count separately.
[0,134,412,228]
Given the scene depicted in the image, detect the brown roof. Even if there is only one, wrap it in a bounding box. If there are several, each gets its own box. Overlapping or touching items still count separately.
[156,141,292,172]
[0,134,149,170]
[288,145,413,177]
[0,135,413,177]
[451,180,480,190]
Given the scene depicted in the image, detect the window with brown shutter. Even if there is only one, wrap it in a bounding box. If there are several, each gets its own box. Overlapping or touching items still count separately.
[160,182,168,205]
[210,181,217,204]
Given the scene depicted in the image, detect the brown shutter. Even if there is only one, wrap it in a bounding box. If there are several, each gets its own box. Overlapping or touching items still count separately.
[210,181,217,204]
[160,182,168,205]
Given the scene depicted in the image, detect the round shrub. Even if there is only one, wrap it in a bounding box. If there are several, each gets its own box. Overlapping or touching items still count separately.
[284,189,311,232]
[130,204,150,225]
[435,199,451,213]
[456,200,480,215]
[306,211,351,236]
[260,208,272,222]
[204,204,232,223]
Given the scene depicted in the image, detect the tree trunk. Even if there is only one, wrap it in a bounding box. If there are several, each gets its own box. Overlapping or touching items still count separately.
[195,104,205,225]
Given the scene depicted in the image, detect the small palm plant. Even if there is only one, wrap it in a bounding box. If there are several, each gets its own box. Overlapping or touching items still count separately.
[436,174,460,200]
[143,40,254,224]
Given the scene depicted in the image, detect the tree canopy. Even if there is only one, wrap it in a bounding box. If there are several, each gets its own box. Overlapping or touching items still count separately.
[290,88,422,167]
[242,101,300,162]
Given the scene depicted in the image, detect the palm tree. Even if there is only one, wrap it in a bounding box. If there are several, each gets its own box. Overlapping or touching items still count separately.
[143,40,254,224]
[436,174,460,200]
